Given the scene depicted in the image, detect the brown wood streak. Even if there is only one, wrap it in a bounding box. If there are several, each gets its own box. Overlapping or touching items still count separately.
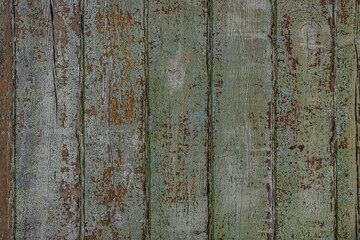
[0,0,12,239]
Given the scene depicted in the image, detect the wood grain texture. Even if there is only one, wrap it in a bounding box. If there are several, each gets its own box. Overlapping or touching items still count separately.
[3,0,360,238]
[147,0,208,238]
[83,0,146,238]
[0,0,12,239]
[356,0,360,237]
[334,0,357,238]
[13,0,81,238]
[211,0,274,239]
[275,0,336,238]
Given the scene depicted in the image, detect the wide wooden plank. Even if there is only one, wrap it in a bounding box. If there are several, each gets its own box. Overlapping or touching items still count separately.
[275,0,335,238]
[83,0,146,238]
[334,0,357,238]
[13,0,81,238]
[0,0,12,239]
[211,0,274,239]
[147,0,208,238]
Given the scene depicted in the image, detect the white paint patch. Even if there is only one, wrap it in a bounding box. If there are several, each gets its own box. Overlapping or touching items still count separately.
[121,163,134,189]
[225,0,270,38]
[166,45,186,93]
[299,23,324,50]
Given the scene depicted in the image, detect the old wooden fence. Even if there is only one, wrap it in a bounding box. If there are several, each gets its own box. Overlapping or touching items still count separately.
[1,0,360,239]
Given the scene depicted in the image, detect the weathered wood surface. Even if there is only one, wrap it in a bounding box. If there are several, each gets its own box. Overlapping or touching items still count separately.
[147,0,208,239]
[211,0,274,239]
[334,0,357,238]
[275,0,336,238]
[1,0,360,239]
[13,0,81,239]
[356,0,360,236]
[0,0,12,239]
[83,0,146,239]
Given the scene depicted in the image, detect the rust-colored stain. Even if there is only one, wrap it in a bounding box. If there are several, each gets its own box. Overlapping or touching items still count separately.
[62,144,69,164]
[59,104,67,127]
[0,1,12,239]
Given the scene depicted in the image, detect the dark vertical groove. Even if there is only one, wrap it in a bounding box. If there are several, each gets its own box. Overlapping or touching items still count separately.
[10,0,16,238]
[330,0,338,238]
[206,0,214,239]
[355,0,359,237]
[143,0,150,239]
[79,0,86,238]
[270,0,278,239]
[49,0,58,117]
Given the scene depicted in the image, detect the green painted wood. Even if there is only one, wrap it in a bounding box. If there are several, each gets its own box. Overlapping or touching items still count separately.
[83,0,146,238]
[13,0,81,238]
[356,0,360,236]
[275,0,336,238]
[147,0,208,238]
[211,0,274,239]
[4,1,360,239]
[0,1,12,239]
[334,0,357,238]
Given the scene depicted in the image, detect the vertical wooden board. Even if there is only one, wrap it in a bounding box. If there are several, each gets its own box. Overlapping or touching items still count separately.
[275,0,335,238]
[211,0,274,239]
[334,0,357,238]
[147,0,208,238]
[83,0,146,238]
[0,0,12,239]
[14,0,81,238]
[356,0,360,235]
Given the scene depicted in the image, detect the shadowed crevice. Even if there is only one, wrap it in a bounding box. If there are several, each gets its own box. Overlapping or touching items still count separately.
[78,0,86,238]
[143,0,151,239]
[49,0,58,117]
[270,0,278,239]
[10,0,17,237]
[206,0,214,239]
[329,0,338,238]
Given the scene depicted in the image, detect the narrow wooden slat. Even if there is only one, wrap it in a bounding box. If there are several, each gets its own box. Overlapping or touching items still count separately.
[211,0,274,238]
[334,0,357,238]
[14,0,81,238]
[147,0,208,238]
[83,0,146,238]
[0,0,12,239]
[356,0,360,235]
[275,0,335,238]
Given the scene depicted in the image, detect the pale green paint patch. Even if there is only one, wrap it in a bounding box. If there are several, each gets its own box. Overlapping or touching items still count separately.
[275,0,335,238]
[211,0,274,239]
[148,0,208,239]
[334,0,357,238]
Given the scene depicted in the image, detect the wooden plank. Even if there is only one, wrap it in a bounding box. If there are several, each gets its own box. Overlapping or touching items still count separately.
[356,0,360,236]
[147,0,208,238]
[334,0,357,238]
[211,0,274,238]
[275,0,336,238]
[0,0,12,239]
[13,0,81,238]
[83,0,146,238]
